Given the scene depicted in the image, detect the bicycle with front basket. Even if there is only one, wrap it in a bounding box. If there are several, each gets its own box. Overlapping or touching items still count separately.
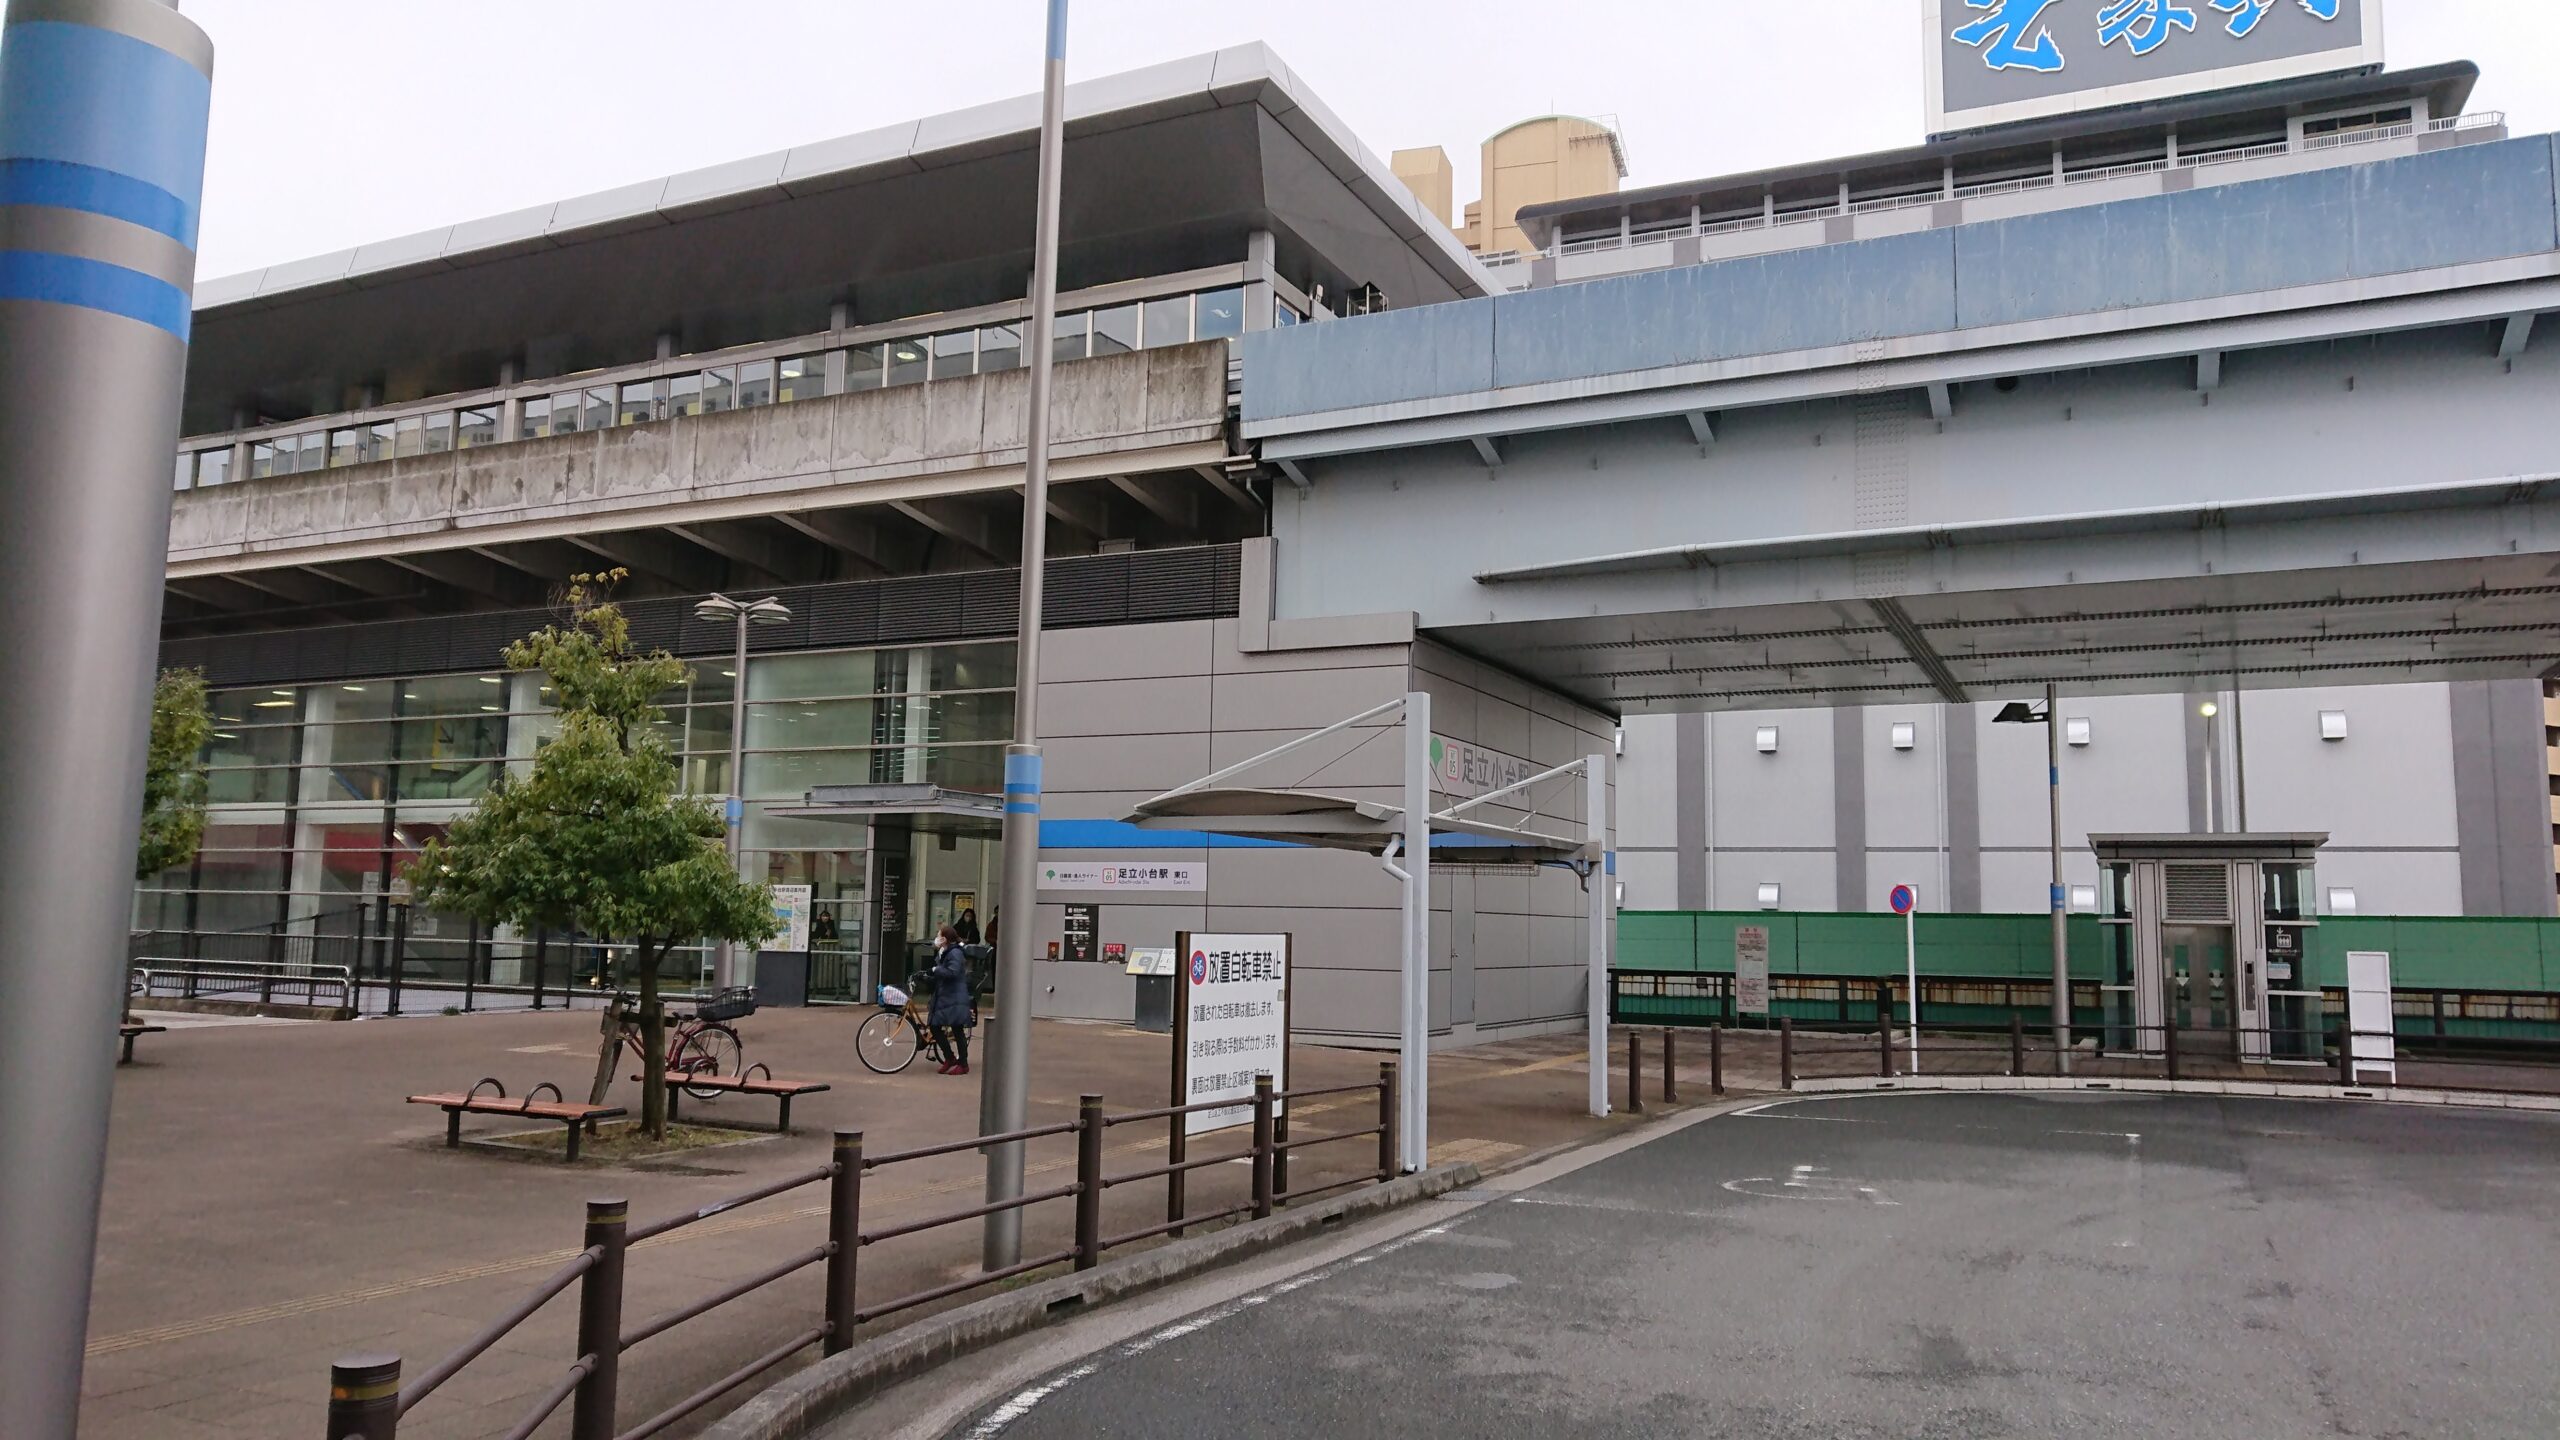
[607,985,752,1098]
[853,972,963,1075]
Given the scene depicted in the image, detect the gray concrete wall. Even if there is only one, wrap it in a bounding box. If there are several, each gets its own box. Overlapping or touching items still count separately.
[1615,682,2538,918]
[1024,619,1613,1046]
[167,342,1228,574]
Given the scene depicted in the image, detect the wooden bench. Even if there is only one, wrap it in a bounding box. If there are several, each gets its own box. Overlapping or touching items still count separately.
[408,1079,624,1162]
[118,1023,165,1064]
[632,1064,830,1133]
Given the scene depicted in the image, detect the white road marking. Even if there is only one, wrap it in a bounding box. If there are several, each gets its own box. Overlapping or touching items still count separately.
[506,1042,575,1054]
[964,1224,1455,1436]
[1724,1167,1901,1206]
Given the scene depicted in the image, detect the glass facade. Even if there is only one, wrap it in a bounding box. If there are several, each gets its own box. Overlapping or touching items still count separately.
[172,281,1255,489]
[139,639,1016,1001]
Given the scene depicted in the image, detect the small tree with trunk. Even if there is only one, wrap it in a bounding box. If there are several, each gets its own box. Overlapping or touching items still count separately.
[403,574,776,1139]
[137,668,212,882]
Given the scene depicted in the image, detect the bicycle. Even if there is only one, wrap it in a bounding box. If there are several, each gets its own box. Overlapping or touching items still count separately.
[608,986,750,1099]
[854,973,965,1075]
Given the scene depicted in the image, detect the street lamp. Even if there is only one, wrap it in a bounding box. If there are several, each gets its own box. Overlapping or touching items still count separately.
[693,594,792,991]
[1994,682,2071,1074]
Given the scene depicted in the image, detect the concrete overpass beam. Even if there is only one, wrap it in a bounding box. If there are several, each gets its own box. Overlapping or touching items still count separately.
[2196,351,2223,393]
[891,495,1010,564]
[2500,313,2536,364]
[1470,436,1504,470]
[664,519,824,584]
[379,549,538,606]
[1274,457,1311,490]
[1108,473,1201,530]
[1684,411,1717,453]
[1924,385,1953,423]
[1191,463,1262,513]
[566,529,725,592]
[771,508,917,577]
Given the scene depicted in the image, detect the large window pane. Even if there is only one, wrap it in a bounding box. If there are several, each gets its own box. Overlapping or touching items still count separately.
[884,338,928,387]
[668,370,704,418]
[519,394,554,440]
[745,698,879,751]
[778,353,828,403]
[1195,287,1245,339]
[748,650,883,701]
[196,447,232,487]
[250,439,281,479]
[328,427,361,467]
[1052,311,1090,364]
[1091,304,1138,356]
[976,323,1022,373]
[545,392,581,435]
[930,331,975,381]
[618,381,658,426]
[840,346,883,393]
[457,407,498,449]
[1142,294,1192,348]
[424,411,454,453]
[737,358,776,407]
[701,366,736,413]
[173,453,192,491]
[295,431,326,472]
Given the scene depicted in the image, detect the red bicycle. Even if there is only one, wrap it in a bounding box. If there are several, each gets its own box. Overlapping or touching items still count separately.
[607,987,750,1099]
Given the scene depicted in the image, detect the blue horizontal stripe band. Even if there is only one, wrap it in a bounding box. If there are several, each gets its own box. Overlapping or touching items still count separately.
[1005,802,1042,816]
[1039,818,1289,851]
[1003,783,1042,797]
[0,248,187,338]
[1004,753,1044,786]
[0,22,211,243]
[0,158,192,243]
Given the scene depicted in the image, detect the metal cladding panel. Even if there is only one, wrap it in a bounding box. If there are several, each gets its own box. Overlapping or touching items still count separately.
[1126,545,1224,620]
[1491,229,1961,391]
[389,622,450,676]
[1955,138,2560,330]
[962,570,1018,633]
[438,614,517,675]
[877,576,963,641]
[1239,298,1495,422]
[806,585,879,648]
[621,599,687,656]
[1044,554,1129,627]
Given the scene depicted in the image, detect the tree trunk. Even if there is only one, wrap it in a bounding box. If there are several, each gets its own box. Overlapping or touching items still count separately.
[637,940,669,1139]
[587,987,625,1108]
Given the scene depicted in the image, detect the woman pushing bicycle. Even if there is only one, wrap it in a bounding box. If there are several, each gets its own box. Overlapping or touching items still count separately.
[925,924,976,1076]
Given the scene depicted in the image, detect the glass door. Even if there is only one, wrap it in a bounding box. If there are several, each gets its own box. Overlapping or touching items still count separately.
[2163,924,2236,1059]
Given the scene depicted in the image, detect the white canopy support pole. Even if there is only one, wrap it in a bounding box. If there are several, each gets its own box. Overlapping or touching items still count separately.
[1401,690,1432,1172]
[1586,751,1612,1118]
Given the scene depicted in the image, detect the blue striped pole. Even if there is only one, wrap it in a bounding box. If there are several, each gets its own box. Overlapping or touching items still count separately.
[0,3,211,1432]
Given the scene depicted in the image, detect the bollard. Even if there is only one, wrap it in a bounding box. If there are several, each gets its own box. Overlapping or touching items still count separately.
[533,932,549,1011]
[387,904,410,1018]
[326,1354,402,1439]
[1661,1027,1678,1104]
[2335,1024,2355,1086]
[1250,1075,1276,1220]
[1627,1031,1644,1114]
[2010,1013,2025,1077]
[1167,1107,1188,1239]
[823,1132,862,1353]
[1709,1024,1725,1095]
[1273,1093,1290,1202]
[570,1199,627,1440]
[1880,1010,1895,1078]
[1073,1096,1104,1270]
[2164,1020,2181,1082]
[1780,1017,1795,1089]
[1377,1061,1399,1181]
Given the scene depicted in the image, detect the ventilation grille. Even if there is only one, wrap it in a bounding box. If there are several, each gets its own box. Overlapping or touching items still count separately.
[2163,863,2232,923]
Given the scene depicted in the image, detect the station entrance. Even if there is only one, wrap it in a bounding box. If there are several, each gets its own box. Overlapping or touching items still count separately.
[2092,833,2328,1064]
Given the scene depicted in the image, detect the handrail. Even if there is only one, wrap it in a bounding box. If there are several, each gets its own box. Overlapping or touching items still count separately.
[329,1065,1403,1439]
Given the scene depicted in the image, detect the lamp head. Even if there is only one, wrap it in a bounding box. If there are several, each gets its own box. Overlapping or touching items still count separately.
[2198,700,2220,719]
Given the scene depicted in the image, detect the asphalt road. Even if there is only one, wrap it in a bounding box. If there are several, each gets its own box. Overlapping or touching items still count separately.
[952,1093,2560,1439]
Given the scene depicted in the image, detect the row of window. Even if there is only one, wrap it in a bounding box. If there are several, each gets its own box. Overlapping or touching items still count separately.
[175,285,1275,490]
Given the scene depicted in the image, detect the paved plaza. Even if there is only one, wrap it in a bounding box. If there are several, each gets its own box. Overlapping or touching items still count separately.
[86,1007,1735,1438]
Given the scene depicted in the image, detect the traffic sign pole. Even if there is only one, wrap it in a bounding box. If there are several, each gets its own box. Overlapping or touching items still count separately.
[1891,884,1920,1075]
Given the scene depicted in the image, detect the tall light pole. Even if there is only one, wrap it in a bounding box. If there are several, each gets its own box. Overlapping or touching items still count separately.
[693,594,792,991]
[1994,686,2072,1074]
[985,0,1071,1271]
[0,2,214,1433]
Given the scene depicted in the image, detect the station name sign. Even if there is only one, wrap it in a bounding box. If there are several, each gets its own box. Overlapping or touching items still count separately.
[1926,0,2383,136]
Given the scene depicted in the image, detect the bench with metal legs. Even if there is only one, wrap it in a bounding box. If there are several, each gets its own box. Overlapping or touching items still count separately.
[407,1078,626,1162]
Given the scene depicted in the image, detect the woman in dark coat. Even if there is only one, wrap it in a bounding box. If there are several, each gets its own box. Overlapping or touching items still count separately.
[927,924,975,1075]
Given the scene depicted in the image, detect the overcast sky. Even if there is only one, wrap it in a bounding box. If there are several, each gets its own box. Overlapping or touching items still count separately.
[161,0,2560,281]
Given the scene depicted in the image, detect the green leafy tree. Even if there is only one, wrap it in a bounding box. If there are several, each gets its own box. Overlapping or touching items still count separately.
[137,668,212,882]
[404,574,776,1139]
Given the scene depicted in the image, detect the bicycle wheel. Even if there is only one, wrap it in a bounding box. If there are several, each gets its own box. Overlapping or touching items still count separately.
[856,1010,921,1074]
[675,1023,744,1100]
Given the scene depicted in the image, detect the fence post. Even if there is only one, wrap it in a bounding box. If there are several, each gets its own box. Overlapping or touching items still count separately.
[1272,1090,1290,1202]
[388,904,409,1018]
[2335,1024,2355,1086]
[1780,1017,1795,1090]
[570,1198,627,1440]
[1250,1075,1275,1220]
[533,931,549,1011]
[1661,1028,1677,1104]
[823,1131,862,1354]
[1167,1108,1187,1239]
[2164,1020,2181,1082]
[464,917,481,1013]
[326,1354,402,1440]
[1378,1061,1399,1181]
[2010,1014,2025,1077]
[1879,1007,1894,1078]
[261,924,278,1005]
[1710,1024,1724,1096]
[1626,1031,1644,1114]
[1074,1096,1104,1271]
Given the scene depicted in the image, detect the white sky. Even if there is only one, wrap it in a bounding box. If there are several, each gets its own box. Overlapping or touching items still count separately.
[163,0,2560,280]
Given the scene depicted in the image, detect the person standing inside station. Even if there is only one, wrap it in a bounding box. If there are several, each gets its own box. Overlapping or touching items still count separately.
[928,923,975,1075]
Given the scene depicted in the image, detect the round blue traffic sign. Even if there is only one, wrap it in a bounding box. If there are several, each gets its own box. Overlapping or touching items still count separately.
[1889,884,1917,916]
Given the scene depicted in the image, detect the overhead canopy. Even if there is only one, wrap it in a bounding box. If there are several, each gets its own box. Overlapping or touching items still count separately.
[776,783,1005,840]
[1126,787,1592,867]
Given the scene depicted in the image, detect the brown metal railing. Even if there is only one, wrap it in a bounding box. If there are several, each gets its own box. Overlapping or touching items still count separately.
[326,1063,1399,1440]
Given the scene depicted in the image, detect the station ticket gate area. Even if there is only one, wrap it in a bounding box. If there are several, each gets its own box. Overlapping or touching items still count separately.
[2092,833,2328,1064]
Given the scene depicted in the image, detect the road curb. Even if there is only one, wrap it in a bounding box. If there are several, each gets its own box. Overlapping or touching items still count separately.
[702,1161,1485,1440]
[1785,1074,2560,1112]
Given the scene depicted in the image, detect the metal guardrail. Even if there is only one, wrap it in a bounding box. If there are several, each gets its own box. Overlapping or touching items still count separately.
[326,1065,1400,1440]
[130,958,354,1009]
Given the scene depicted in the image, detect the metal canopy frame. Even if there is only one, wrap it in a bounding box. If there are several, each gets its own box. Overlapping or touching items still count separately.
[1128,693,1616,1170]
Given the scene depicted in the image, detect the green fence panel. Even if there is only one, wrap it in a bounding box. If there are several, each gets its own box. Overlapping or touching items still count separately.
[2305,917,2552,993]
[1624,911,2101,981]
[1615,912,1698,971]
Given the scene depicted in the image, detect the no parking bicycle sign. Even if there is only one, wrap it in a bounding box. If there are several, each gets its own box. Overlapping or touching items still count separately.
[1170,932,1291,1136]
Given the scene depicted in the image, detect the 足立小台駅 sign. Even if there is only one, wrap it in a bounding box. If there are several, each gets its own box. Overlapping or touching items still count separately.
[1735,924,1771,1016]
[1430,734,1534,802]
[1173,932,1289,1135]
[1039,862,1205,893]
[1927,0,2382,136]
